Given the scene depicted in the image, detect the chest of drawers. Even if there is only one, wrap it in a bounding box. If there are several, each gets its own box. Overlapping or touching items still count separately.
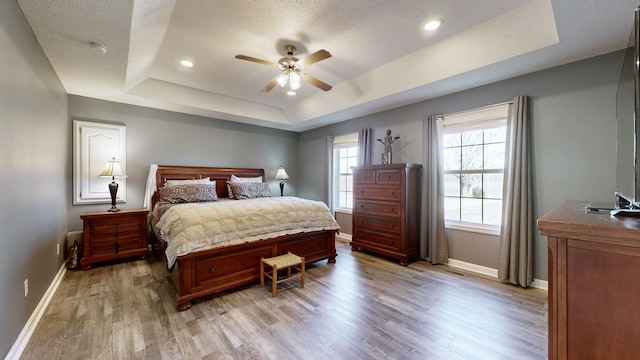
[80,209,149,270]
[351,163,422,265]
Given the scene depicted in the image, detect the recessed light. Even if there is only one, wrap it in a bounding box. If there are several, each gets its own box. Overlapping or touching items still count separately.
[424,19,443,31]
[180,60,194,68]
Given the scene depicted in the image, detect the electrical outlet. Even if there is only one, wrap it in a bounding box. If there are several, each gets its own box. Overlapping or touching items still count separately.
[57,243,60,256]
[24,279,28,298]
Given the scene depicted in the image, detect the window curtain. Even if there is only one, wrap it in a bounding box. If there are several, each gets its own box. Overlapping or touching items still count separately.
[358,128,372,165]
[325,136,335,213]
[498,96,533,287]
[421,114,448,264]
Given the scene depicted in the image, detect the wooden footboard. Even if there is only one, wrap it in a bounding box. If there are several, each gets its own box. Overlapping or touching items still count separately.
[168,230,336,311]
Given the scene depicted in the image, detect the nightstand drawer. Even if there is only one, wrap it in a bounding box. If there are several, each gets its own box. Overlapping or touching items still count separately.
[92,236,143,255]
[355,186,401,200]
[354,200,400,217]
[91,217,141,233]
[354,215,400,234]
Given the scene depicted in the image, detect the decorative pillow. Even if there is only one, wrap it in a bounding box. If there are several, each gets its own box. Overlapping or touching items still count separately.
[229,182,272,200]
[165,177,210,186]
[230,175,262,183]
[159,183,218,203]
[228,175,263,198]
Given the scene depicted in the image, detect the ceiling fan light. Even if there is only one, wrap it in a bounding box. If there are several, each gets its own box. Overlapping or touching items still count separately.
[276,74,288,87]
[289,72,301,90]
[287,90,296,96]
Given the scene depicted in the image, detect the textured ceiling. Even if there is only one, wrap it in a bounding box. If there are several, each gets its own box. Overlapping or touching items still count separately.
[17,0,639,131]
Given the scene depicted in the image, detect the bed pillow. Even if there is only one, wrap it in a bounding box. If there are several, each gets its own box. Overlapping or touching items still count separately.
[159,182,218,203]
[229,182,272,200]
[230,175,262,183]
[165,177,211,186]
[228,175,263,198]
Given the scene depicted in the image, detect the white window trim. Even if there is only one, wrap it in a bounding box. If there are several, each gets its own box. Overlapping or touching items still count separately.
[442,103,509,233]
[445,220,501,236]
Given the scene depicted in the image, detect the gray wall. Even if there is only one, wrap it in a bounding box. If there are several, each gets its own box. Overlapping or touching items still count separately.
[299,50,622,281]
[67,96,299,231]
[0,1,69,357]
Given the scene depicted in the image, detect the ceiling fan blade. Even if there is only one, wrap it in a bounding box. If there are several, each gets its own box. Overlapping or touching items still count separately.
[301,74,332,91]
[260,77,279,93]
[235,55,277,67]
[301,49,331,66]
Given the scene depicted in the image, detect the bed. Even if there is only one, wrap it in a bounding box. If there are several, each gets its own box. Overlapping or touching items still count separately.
[149,165,339,311]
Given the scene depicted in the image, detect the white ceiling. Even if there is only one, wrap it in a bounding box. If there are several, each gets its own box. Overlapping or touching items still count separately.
[17,0,639,132]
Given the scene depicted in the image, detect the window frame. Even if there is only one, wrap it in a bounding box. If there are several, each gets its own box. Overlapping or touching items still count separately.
[441,104,509,234]
[332,133,359,212]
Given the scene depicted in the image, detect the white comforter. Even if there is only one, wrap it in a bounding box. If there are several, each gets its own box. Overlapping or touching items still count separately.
[156,196,340,268]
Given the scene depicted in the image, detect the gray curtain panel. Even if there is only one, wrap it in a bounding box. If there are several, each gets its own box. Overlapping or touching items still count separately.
[421,114,448,264]
[358,128,372,165]
[498,96,533,287]
[325,135,335,213]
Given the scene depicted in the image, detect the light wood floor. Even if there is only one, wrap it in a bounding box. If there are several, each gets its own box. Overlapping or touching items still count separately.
[21,241,548,359]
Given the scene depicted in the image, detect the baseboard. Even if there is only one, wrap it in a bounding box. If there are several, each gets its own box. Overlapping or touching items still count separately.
[5,263,67,360]
[446,258,548,291]
[336,233,351,243]
[447,258,498,278]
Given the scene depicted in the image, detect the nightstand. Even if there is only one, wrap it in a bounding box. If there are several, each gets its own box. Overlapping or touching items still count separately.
[80,209,149,270]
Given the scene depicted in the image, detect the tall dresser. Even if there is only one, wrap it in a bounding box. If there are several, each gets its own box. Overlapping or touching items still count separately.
[351,163,422,265]
[538,201,640,359]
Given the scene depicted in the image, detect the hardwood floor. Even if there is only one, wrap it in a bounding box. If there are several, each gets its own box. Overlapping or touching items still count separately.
[21,241,548,359]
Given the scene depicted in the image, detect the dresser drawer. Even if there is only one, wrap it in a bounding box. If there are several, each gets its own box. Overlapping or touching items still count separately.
[354,170,376,185]
[354,229,401,251]
[354,215,400,234]
[355,200,400,217]
[355,186,401,200]
[376,169,402,185]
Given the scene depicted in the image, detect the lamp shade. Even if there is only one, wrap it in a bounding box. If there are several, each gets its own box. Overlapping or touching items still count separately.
[98,158,127,178]
[275,167,289,180]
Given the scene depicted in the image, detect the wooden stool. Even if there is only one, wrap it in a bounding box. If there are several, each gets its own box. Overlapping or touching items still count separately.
[260,252,305,297]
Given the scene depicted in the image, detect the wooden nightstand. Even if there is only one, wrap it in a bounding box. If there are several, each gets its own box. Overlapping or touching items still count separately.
[80,209,149,270]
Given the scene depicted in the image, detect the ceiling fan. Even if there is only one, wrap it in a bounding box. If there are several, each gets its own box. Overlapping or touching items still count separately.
[235,45,332,96]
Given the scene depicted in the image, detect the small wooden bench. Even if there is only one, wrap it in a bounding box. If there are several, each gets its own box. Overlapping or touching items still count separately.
[260,252,305,297]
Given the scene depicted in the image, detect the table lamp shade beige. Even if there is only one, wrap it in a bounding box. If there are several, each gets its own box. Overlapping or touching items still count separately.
[275,166,289,196]
[99,157,127,212]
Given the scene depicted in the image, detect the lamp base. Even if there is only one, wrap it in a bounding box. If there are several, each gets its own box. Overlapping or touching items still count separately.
[108,180,120,212]
[279,181,285,197]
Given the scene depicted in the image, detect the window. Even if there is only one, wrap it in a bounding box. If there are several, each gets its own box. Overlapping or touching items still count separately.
[333,133,359,210]
[442,104,509,231]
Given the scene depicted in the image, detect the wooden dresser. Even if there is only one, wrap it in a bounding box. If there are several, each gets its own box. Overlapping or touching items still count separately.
[80,209,149,270]
[538,201,640,359]
[351,163,422,265]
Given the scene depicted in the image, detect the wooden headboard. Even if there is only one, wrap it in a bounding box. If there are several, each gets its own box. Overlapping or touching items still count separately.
[153,165,265,208]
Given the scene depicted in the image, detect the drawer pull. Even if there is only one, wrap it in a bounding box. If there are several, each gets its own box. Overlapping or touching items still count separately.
[387,175,391,179]
[391,192,395,196]
[210,267,216,273]
[390,224,394,229]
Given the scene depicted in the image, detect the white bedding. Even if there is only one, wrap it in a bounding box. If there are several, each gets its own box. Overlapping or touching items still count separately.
[156,196,340,268]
